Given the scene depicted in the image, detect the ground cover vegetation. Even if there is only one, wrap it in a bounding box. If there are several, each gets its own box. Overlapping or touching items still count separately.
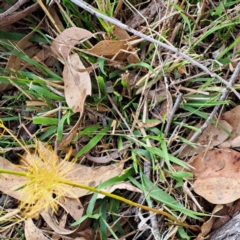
[0,0,240,239]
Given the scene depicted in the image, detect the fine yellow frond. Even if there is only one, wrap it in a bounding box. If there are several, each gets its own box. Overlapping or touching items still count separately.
[19,141,78,217]
[0,120,79,217]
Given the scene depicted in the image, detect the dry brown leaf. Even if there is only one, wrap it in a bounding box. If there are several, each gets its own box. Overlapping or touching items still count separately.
[147,87,173,121]
[86,40,127,57]
[32,47,53,66]
[196,204,223,240]
[76,229,93,240]
[231,136,240,148]
[41,211,78,235]
[113,25,130,40]
[62,53,91,113]
[66,161,124,198]
[0,156,26,201]
[191,148,240,204]
[24,45,41,59]
[136,120,162,128]
[160,92,172,119]
[179,119,232,158]
[58,115,81,149]
[25,218,49,240]
[86,40,139,63]
[126,45,140,63]
[62,197,84,221]
[51,28,92,114]
[212,214,230,231]
[220,105,240,147]
[51,27,92,60]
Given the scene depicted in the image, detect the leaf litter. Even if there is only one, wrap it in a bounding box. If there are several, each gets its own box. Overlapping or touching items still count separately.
[191,148,240,204]
[220,105,240,147]
[1,0,240,239]
[52,27,92,114]
[86,39,140,63]
[62,53,91,113]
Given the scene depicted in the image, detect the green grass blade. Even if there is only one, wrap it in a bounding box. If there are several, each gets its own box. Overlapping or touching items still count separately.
[75,126,110,158]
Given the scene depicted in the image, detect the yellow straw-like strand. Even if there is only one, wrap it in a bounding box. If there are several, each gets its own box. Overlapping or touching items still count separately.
[0,168,199,231]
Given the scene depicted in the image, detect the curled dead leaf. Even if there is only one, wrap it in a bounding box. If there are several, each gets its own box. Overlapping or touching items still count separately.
[51,27,93,114]
[25,218,49,240]
[85,39,139,63]
[220,105,240,147]
[62,53,91,113]
[196,204,223,240]
[41,211,78,235]
[51,27,93,60]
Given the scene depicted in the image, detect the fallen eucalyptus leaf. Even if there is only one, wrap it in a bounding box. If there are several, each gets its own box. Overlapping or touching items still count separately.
[191,149,240,204]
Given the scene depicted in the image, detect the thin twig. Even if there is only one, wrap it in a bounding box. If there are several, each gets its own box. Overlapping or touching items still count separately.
[0,3,40,27]
[69,0,240,100]
[0,0,30,20]
[164,93,182,137]
[173,62,240,156]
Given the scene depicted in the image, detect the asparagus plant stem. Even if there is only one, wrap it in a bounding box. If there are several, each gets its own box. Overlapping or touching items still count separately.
[0,168,199,231]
